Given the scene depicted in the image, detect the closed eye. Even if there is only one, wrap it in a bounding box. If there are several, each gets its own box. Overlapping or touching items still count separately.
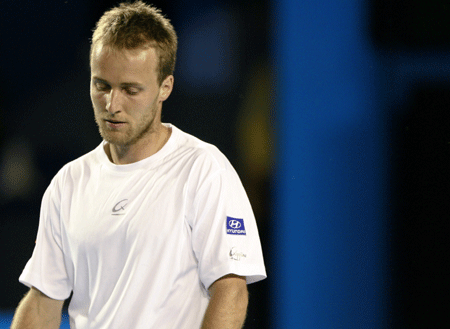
[124,87,140,95]
[94,81,110,92]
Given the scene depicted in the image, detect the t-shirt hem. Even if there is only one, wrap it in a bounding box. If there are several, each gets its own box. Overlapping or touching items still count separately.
[202,264,267,291]
[19,273,71,301]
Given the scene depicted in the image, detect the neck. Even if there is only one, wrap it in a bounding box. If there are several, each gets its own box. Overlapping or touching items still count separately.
[106,124,171,165]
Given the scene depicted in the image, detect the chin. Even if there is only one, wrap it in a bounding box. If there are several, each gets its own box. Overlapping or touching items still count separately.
[99,129,130,146]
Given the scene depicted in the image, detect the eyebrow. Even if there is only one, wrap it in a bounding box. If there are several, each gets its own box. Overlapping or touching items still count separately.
[92,77,144,89]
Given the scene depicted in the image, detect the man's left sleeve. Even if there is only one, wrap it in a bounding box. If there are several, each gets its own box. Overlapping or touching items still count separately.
[190,166,267,291]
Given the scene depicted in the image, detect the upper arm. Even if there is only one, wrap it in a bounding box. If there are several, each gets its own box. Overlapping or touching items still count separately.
[28,286,65,311]
[202,274,248,329]
[11,287,65,329]
[208,274,248,302]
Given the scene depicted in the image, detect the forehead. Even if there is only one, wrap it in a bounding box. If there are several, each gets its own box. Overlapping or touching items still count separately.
[91,43,158,82]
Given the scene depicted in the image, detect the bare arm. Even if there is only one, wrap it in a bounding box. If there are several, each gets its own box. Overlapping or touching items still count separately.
[201,274,248,329]
[11,287,64,329]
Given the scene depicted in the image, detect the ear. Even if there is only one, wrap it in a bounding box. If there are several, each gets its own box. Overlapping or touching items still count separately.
[159,75,174,102]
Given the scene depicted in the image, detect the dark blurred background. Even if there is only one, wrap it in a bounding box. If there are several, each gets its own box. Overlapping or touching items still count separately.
[1,0,450,328]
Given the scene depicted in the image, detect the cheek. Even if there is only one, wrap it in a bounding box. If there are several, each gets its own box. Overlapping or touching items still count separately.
[91,91,105,110]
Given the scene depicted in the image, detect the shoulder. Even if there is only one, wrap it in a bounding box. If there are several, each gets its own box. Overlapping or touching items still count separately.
[171,126,242,195]
[173,126,233,174]
[50,143,104,187]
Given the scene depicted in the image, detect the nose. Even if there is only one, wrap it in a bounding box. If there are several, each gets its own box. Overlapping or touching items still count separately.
[106,89,121,114]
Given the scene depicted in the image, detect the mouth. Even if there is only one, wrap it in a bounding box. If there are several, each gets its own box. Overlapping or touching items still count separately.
[104,119,126,129]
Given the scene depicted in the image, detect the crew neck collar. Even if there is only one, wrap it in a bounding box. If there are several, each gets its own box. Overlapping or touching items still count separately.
[98,123,178,172]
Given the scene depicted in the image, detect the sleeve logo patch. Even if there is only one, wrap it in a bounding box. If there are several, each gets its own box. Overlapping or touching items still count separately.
[230,247,247,261]
[226,217,246,235]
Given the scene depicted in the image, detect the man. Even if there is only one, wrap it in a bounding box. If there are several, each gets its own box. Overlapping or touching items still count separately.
[11,2,266,329]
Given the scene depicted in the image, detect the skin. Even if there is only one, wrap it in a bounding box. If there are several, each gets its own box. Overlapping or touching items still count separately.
[90,43,173,165]
[12,43,249,328]
[10,287,64,329]
[203,274,249,329]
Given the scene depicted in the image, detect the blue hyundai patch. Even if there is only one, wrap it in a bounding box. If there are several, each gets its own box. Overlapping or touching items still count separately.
[226,216,246,235]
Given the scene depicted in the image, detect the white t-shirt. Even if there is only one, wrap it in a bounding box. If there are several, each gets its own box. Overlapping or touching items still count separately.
[19,124,266,329]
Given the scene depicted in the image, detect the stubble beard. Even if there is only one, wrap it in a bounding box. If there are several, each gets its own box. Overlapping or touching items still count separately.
[94,102,159,147]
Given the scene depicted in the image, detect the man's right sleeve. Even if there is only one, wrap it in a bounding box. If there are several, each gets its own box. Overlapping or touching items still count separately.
[19,176,72,300]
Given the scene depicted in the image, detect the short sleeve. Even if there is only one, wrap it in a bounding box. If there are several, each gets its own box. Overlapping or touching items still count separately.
[189,161,267,291]
[19,176,72,300]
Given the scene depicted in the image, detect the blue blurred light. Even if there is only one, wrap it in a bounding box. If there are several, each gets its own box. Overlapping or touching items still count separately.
[272,0,388,328]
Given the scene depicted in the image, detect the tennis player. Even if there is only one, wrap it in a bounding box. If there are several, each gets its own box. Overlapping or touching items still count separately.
[11,2,266,328]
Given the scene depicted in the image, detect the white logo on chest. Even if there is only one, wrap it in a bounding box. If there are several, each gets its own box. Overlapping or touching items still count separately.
[112,199,128,215]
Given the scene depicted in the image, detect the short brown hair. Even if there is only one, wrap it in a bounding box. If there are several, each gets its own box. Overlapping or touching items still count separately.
[91,1,177,85]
